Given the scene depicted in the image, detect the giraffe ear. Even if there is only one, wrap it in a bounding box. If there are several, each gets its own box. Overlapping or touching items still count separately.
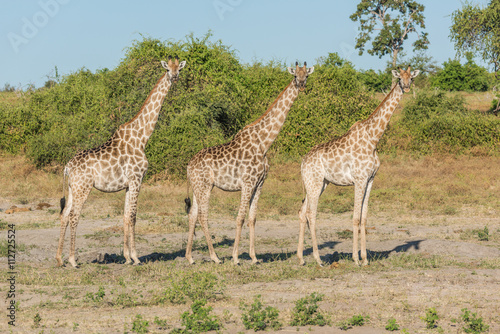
[287,67,296,75]
[307,66,314,75]
[161,60,169,70]
[178,60,186,70]
[391,70,400,78]
[411,70,420,78]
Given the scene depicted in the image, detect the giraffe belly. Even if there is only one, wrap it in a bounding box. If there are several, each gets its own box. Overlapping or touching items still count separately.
[94,177,128,192]
[325,168,355,186]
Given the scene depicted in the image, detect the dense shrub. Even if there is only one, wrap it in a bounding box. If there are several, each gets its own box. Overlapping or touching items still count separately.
[358,69,392,91]
[382,90,500,154]
[273,65,377,158]
[431,54,492,91]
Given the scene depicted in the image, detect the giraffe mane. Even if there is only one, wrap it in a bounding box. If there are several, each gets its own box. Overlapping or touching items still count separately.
[243,81,293,129]
[122,71,168,127]
[364,83,399,123]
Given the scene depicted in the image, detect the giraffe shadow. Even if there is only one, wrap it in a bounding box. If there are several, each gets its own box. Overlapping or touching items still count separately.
[312,239,425,265]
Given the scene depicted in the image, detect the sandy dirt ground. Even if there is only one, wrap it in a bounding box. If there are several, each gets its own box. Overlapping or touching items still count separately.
[0,195,499,333]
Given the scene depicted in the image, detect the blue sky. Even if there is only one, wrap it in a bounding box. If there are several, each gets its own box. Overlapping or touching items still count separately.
[0,0,489,89]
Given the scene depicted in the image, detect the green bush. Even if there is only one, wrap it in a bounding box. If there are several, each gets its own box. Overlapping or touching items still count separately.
[273,65,377,158]
[158,271,224,304]
[240,295,281,331]
[461,308,489,333]
[431,54,492,91]
[290,292,329,326]
[382,90,500,155]
[171,299,221,334]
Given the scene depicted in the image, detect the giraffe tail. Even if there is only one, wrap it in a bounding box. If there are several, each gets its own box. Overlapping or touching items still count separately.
[184,176,192,214]
[184,197,191,214]
[60,166,69,214]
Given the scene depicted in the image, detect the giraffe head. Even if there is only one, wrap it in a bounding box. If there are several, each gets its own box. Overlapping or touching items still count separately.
[161,56,186,83]
[392,66,420,93]
[287,62,314,91]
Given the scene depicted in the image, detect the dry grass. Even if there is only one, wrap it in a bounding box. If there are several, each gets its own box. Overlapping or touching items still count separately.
[0,152,498,332]
[1,153,498,220]
[374,89,496,113]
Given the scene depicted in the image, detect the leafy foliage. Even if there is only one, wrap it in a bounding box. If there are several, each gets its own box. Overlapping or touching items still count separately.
[240,295,281,331]
[382,90,500,155]
[290,292,329,326]
[422,307,439,329]
[273,64,376,158]
[350,0,429,67]
[431,54,492,91]
[385,318,400,331]
[450,0,500,76]
[171,299,221,334]
[461,308,490,333]
[131,314,149,334]
[159,271,224,304]
[338,314,369,330]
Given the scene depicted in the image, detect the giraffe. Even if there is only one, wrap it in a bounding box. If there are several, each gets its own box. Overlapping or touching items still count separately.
[185,62,314,265]
[56,57,186,268]
[298,66,420,266]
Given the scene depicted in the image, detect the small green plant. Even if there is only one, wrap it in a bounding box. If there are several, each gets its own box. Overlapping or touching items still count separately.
[131,314,149,333]
[461,308,489,333]
[240,295,281,331]
[33,313,42,328]
[290,292,329,326]
[85,286,105,302]
[153,316,168,329]
[72,322,79,331]
[385,318,400,331]
[338,314,369,330]
[422,307,439,329]
[159,271,224,304]
[171,299,221,334]
[476,226,489,241]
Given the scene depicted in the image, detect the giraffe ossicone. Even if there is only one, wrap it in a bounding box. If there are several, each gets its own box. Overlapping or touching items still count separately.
[55,57,186,268]
[298,66,419,266]
[185,62,314,265]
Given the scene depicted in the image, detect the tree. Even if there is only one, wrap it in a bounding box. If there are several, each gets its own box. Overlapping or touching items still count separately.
[350,0,429,70]
[450,0,500,76]
[450,0,500,113]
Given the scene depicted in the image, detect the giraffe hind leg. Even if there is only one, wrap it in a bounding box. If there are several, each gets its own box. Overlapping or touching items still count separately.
[67,184,92,268]
[185,193,199,264]
[56,187,73,266]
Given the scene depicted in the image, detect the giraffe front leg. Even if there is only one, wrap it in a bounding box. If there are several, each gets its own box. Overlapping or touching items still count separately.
[232,185,253,265]
[247,181,264,265]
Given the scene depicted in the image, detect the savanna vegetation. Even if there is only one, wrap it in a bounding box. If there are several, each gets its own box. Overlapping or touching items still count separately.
[0,33,498,181]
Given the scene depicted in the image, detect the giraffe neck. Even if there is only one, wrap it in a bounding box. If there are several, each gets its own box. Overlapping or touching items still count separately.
[363,83,403,145]
[121,73,172,149]
[242,81,299,154]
